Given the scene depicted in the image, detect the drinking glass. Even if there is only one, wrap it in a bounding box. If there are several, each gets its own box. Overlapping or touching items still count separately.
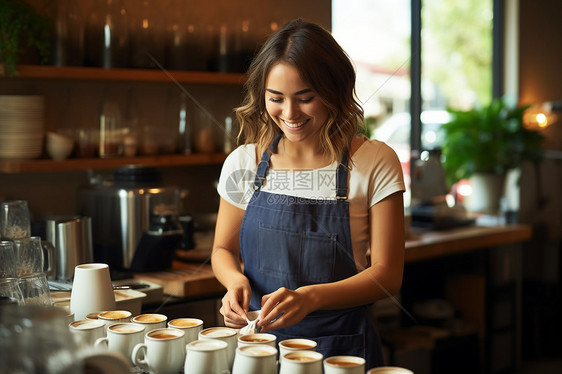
[19,273,53,306]
[0,240,17,278]
[0,305,83,373]
[1,200,31,240]
[0,278,24,305]
[13,237,51,278]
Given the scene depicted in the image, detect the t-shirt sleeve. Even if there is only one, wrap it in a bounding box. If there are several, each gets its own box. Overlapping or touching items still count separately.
[369,141,406,206]
[216,145,257,210]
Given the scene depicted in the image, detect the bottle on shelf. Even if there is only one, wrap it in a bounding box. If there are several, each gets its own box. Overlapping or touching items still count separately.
[122,88,140,157]
[99,91,123,158]
[177,93,192,154]
[165,0,189,71]
[50,0,84,66]
[84,0,129,68]
[128,0,165,69]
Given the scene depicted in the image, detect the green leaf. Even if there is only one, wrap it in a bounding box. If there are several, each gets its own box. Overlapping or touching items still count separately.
[441,98,544,185]
[0,0,53,76]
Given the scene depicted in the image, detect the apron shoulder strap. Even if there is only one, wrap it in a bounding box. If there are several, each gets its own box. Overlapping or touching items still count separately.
[336,151,349,200]
[254,134,283,189]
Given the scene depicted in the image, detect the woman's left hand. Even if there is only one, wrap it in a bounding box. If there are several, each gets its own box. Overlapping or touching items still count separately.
[257,286,316,332]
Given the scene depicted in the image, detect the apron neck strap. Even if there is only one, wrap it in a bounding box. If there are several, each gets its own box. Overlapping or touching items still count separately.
[254,134,282,189]
[336,151,349,200]
[254,134,350,200]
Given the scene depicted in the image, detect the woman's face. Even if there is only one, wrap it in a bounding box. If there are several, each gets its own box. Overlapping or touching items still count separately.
[265,62,329,146]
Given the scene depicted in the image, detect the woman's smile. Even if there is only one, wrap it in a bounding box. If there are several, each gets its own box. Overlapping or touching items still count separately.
[281,118,309,129]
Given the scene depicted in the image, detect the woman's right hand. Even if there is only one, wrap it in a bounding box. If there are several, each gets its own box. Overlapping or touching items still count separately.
[219,276,252,328]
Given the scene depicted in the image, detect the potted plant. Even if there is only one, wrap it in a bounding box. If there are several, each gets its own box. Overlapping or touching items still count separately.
[440,98,544,212]
[0,0,53,77]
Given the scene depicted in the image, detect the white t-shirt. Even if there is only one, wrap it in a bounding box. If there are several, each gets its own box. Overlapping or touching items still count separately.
[217,139,405,269]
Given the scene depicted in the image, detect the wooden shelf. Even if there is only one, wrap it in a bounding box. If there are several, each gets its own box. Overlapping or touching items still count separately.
[0,153,228,173]
[7,65,247,85]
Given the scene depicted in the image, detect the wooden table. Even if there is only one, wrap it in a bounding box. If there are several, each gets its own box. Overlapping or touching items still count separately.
[134,224,532,298]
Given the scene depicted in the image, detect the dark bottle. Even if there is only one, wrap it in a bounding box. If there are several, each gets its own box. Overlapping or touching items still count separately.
[51,0,84,66]
[129,0,165,69]
[84,0,129,68]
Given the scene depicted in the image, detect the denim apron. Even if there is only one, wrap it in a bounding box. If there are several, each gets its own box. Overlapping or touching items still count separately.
[239,135,383,369]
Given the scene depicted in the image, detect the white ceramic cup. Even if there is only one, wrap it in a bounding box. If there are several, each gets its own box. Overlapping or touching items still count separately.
[94,322,145,365]
[198,326,238,369]
[98,310,132,330]
[69,319,106,348]
[280,350,324,374]
[86,311,103,320]
[367,367,415,374]
[70,263,116,320]
[184,339,230,374]
[278,338,317,358]
[54,300,75,324]
[131,313,167,333]
[132,327,186,374]
[237,332,277,348]
[324,355,366,374]
[167,317,203,346]
[80,350,132,373]
[232,345,278,374]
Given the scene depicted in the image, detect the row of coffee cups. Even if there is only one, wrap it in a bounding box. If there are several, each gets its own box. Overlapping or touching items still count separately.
[69,310,413,374]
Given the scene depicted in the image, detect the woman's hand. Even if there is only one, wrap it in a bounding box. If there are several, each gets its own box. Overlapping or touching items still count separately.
[219,276,252,329]
[257,286,317,332]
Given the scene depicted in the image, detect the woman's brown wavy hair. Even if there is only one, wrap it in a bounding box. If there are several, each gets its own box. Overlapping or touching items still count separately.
[235,19,364,164]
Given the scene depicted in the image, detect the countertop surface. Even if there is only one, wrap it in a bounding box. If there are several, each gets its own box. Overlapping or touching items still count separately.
[133,224,533,298]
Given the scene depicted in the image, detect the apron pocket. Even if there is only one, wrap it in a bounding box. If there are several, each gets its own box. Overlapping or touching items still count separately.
[301,231,336,283]
[258,223,301,279]
[257,223,336,283]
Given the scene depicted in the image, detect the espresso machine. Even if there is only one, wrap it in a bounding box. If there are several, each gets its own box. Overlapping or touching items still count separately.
[79,166,183,272]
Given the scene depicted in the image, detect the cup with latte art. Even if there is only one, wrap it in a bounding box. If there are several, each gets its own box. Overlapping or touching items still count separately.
[280,350,323,374]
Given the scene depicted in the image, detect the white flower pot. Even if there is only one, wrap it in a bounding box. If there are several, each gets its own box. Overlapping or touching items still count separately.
[464,173,505,214]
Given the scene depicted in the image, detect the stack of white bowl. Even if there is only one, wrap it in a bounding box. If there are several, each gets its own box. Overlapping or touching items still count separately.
[0,95,45,160]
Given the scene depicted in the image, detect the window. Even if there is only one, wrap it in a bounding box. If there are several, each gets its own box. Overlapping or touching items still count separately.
[333,0,493,207]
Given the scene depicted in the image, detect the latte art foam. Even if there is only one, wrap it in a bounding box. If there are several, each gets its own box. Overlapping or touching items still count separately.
[134,314,165,323]
[201,328,234,338]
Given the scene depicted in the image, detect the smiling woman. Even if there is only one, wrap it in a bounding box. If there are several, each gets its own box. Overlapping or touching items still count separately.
[211,19,406,371]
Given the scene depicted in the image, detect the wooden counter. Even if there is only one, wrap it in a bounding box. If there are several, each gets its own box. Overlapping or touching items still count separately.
[134,224,532,298]
[404,224,532,262]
